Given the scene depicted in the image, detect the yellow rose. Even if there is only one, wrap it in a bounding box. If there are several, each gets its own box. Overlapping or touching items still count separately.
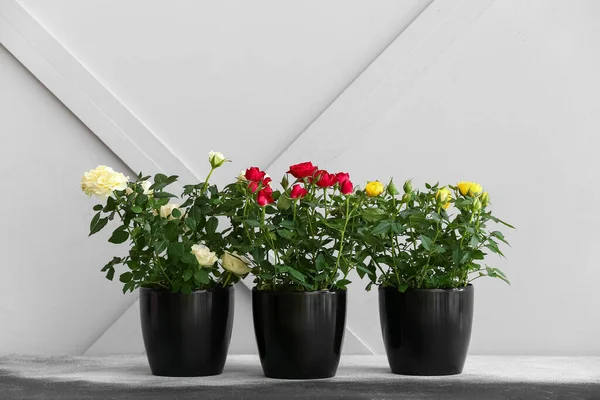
[191,244,218,267]
[221,251,252,275]
[457,181,483,197]
[80,165,129,199]
[435,187,452,209]
[365,181,385,197]
[159,203,181,219]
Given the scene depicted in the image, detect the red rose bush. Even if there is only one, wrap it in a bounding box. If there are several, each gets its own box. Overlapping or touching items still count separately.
[220,161,362,291]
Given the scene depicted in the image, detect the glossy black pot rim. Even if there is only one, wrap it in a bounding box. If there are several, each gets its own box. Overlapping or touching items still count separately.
[252,288,345,295]
[140,285,234,294]
[379,284,473,293]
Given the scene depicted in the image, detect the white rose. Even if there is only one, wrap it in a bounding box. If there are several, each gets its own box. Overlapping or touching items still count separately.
[125,187,134,195]
[208,151,227,168]
[191,244,218,267]
[140,180,154,196]
[237,170,247,182]
[80,165,129,199]
[221,251,252,275]
[159,203,181,219]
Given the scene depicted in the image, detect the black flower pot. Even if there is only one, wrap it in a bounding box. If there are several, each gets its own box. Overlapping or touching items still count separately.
[252,288,346,379]
[139,286,234,377]
[379,284,474,376]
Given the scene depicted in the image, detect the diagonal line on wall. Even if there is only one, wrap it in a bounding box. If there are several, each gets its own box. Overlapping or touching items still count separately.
[260,0,435,170]
[267,0,496,177]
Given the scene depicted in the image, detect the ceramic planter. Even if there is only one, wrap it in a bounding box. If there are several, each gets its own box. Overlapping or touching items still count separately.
[139,286,234,377]
[252,288,346,379]
[379,284,474,376]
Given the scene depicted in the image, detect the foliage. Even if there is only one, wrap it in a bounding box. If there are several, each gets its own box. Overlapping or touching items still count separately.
[219,163,362,291]
[351,180,514,292]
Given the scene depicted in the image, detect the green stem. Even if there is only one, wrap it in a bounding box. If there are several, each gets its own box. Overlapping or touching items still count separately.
[329,196,350,285]
[201,167,216,194]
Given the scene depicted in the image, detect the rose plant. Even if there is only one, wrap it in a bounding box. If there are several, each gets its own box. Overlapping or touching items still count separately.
[353,179,514,291]
[81,151,251,294]
[219,161,362,291]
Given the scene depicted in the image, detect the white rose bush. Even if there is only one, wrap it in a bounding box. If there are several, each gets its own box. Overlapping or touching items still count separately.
[81,151,251,294]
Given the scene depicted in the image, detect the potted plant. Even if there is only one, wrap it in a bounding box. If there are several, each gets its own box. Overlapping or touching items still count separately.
[353,179,514,375]
[80,152,250,377]
[220,162,360,379]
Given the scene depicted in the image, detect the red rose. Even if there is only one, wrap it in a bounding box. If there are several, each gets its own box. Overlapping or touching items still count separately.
[340,179,353,195]
[288,162,318,179]
[314,170,337,188]
[335,172,350,184]
[290,184,308,199]
[249,176,272,193]
[245,167,266,182]
[248,181,259,193]
[257,186,275,206]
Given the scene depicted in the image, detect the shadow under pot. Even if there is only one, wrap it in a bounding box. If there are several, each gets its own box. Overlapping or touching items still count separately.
[379,284,474,376]
[139,286,234,377]
[252,288,346,379]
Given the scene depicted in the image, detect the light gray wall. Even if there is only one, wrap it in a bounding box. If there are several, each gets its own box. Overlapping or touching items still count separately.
[0,44,138,355]
[1,0,599,356]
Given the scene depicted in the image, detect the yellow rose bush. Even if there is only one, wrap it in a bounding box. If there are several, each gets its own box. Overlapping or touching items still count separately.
[81,151,250,294]
[351,179,514,291]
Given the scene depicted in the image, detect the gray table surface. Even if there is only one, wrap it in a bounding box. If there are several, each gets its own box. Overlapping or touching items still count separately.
[1,355,599,399]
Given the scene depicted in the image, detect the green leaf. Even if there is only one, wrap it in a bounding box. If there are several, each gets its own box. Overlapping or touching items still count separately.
[89,213,108,236]
[277,229,294,240]
[277,195,292,211]
[491,230,509,244]
[131,206,143,214]
[103,196,117,212]
[372,221,392,235]
[362,208,386,222]
[245,219,260,228]
[181,251,197,265]
[486,266,510,284]
[287,267,305,282]
[93,204,103,211]
[206,217,218,235]
[335,279,352,288]
[108,227,129,244]
[135,194,148,206]
[105,267,115,281]
[489,215,515,229]
[468,235,480,248]
[153,192,177,199]
[167,242,185,262]
[185,217,197,231]
[194,269,210,285]
[279,219,295,230]
[315,253,326,271]
[420,235,433,251]
[189,206,204,222]
[171,208,182,219]
[154,240,168,254]
[485,239,505,257]
[183,269,193,282]
[119,272,133,283]
[154,173,167,183]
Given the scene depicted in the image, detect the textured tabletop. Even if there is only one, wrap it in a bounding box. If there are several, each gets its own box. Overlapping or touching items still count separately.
[1,355,599,399]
